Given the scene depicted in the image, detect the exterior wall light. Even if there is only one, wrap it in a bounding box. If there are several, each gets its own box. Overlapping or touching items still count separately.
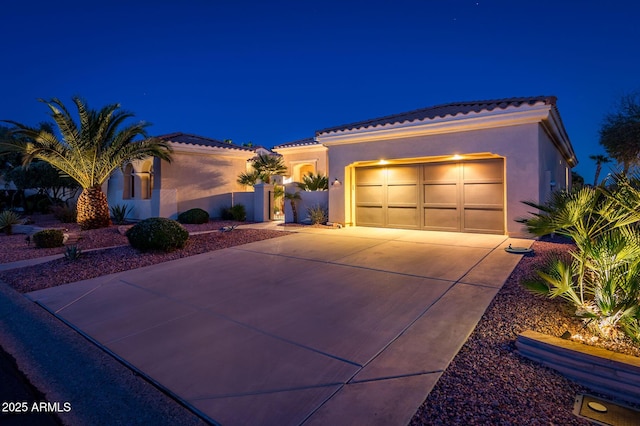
[332,178,342,187]
[452,154,462,160]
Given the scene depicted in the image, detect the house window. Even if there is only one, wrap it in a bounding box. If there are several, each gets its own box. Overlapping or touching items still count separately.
[123,164,134,199]
[142,161,153,199]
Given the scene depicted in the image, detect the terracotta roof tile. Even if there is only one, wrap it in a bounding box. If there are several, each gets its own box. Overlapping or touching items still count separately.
[273,137,319,149]
[316,96,557,136]
[157,132,254,152]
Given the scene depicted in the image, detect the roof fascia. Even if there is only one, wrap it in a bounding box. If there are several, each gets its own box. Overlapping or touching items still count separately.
[317,105,552,145]
[168,141,255,159]
[273,144,327,154]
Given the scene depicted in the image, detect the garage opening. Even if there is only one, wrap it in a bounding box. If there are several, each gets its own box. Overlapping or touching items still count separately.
[355,159,504,234]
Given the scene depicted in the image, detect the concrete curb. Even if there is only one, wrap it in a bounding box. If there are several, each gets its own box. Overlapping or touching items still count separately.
[0,281,208,426]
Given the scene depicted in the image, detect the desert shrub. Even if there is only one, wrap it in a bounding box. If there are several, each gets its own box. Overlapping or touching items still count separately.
[220,204,246,222]
[0,210,24,235]
[32,229,64,248]
[306,204,328,225]
[521,176,640,342]
[178,208,209,224]
[51,204,77,223]
[110,204,132,225]
[64,245,82,261]
[126,217,189,252]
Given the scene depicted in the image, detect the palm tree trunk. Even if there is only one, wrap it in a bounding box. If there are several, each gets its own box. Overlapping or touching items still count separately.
[290,200,298,223]
[77,186,111,229]
[593,163,602,186]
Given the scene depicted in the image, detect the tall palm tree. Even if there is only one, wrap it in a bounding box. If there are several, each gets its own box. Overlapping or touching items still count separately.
[589,154,611,186]
[2,97,172,229]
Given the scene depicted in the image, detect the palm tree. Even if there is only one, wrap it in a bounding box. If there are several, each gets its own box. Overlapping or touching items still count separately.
[297,172,328,191]
[589,154,611,186]
[237,170,261,188]
[284,191,301,223]
[251,154,288,184]
[2,97,172,229]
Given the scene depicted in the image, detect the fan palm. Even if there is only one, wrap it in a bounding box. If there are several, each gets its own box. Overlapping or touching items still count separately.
[251,154,288,184]
[2,97,172,229]
[297,172,328,191]
[284,191,301,223]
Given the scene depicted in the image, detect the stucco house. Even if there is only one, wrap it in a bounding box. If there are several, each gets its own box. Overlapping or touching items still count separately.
[107,132,257,220]
[107,96,576,237]
[277,96,576,236]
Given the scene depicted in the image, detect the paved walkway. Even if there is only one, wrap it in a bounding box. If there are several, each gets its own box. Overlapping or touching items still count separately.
[24,227,532,425]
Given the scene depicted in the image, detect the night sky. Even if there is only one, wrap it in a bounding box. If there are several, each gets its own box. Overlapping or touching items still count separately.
[2,0,639,182]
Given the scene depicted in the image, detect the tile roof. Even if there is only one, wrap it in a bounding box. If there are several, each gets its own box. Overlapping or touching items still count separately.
[316,96,558,135]
[157,132,255,152]
[273,137,319,149]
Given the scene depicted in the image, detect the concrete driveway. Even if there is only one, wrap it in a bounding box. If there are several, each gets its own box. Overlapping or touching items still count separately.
[27,226,531,425]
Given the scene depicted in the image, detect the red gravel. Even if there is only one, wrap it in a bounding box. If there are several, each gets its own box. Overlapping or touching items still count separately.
[410,237,640,425]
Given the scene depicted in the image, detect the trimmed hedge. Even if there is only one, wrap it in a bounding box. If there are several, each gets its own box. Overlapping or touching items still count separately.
[33,229,65,248]
[177,208,209,224]
[126,217,189,252]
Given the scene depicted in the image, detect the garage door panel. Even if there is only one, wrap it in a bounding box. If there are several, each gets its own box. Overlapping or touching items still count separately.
[387,166,419,183]
[463,160,503,180]
[424,208,459,231]
[388,184,417,205]
[424,183,457,205]
[356,206,384,226]
[463,209,504,233]
[356,185,384,205]
[356,168,385,184]
[388,207,419,228]
[464,183,503,206]
[423,163,458,181]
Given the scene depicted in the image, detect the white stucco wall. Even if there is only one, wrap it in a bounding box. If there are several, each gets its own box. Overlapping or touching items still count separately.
[323,123,542,236]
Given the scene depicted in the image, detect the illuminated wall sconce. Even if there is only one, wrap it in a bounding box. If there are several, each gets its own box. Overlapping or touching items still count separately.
[452,154,462,160]
[332,178,342,187]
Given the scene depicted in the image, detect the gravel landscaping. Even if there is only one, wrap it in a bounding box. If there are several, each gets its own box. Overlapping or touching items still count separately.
[411,237,640,425]
[2,216,639,424]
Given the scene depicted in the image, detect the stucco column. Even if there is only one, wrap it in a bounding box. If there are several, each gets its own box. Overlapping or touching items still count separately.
[253,183,274,222]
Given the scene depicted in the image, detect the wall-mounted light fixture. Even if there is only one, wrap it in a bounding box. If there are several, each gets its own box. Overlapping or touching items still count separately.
[452,154,462,160]
[332,178,342,187]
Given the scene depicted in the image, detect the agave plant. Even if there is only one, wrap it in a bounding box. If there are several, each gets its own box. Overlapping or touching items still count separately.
[110,204,132,225]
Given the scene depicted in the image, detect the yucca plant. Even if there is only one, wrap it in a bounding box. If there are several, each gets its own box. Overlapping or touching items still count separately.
[110,204,132,225]
[2,97,172,229]
[0,210,24,235]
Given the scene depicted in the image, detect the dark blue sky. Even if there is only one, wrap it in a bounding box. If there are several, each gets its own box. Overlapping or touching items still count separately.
[2,0,639,182]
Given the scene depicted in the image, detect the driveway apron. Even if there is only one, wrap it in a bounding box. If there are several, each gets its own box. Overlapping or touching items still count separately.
[26,227,532,425]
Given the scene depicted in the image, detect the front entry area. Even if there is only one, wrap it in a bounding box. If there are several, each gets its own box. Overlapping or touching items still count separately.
[355,158,505,234]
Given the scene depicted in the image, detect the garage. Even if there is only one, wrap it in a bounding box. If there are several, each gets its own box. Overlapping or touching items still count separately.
[355,159,504,234]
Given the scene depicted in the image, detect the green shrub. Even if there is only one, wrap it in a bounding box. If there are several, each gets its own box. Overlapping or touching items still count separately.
[0,210,24,235]
[126,217,189,252]
[110,204,132,225]
[178,208,209,224]
[32,229,65,248]
[306,204,328,225]
[51,204,77,223]
[220,204,246,222]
